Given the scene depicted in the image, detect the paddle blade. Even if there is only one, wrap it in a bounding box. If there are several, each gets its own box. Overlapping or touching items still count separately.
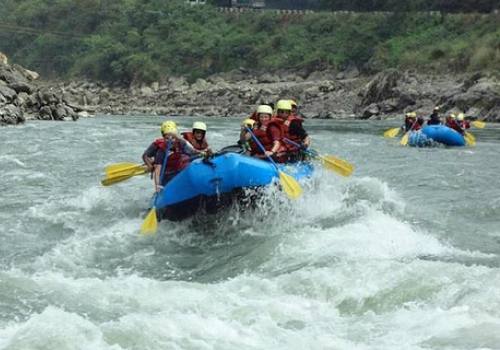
[472,120,485,129]
[464,132,476,146]
[105,162,141,175]
[101,168,147,186]
[109,166,147,177]
[400,132,410,146]
[320,155,354,177]
[384,127,400,138]
[140,208,158,235]
[279,171,302,199]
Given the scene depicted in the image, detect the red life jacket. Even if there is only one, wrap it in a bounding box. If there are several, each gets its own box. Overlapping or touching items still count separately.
[405,118,422,131]
[249,119,287,162]
[446,119,463,134]
[458,120,470,129]
[153,138,190,172]
[182,131,209,151]
[413,122,422,131]
[282,115,305,150]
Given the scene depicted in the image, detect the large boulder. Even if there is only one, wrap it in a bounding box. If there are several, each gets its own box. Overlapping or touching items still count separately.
[355,69,416,118]
[0,84,17,102]
[0,105,25,125]
[438,74,500,122]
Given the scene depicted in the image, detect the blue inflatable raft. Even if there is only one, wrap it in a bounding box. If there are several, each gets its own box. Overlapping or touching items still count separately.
[409,125,465,147]
[154,152,314,221]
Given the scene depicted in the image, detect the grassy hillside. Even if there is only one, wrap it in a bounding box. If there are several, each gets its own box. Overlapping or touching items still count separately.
[0,0,499,83]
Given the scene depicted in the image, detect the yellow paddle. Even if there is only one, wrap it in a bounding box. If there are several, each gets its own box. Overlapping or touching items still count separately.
[400,131,411,146]
[464,131,476,146]
[283,138,354,177]
[400,117,421,146]
[140,202,158,235]
[140,140,172,235]
[383,127,401,138]
[105,162,141,175]
[101,167,148,186]
[246,128,302,199]
[471,120,485,129]
[318,155,354,177]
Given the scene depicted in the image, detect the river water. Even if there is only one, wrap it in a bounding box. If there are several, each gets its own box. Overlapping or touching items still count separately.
[1,116,500,349]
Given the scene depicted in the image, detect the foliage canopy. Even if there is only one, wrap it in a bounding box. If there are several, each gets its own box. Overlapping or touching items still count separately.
[1,0,498,83]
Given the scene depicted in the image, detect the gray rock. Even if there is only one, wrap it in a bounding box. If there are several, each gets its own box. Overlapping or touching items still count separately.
[0,104,24,125]
[0,65,28,85]
[39,105,53,120]
[0,85,17,102]
[9,82,32,94]
[38,89,58,105]
[11,64,39,81]
[361,103,380,119]
[14,92,29,106]
[52,104,67,120]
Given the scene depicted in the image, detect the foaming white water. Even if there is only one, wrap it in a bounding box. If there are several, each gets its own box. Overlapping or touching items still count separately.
[1,261,499,350]
[0,306,121,350]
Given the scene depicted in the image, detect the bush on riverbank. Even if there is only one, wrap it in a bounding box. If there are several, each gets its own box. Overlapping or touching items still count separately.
[0,0,499,84]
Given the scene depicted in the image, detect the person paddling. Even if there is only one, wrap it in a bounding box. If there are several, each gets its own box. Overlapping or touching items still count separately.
[238,118,256,154]
[182,121,212,153]
[249,104,287,163]
[278,99,311,149]
[142,121,177,173]
[273,99,310,162]
[445,113,464,134]
[427,107,442,125]
[403,112,423,132]
[456,113,470,133]
[151,121,204,192]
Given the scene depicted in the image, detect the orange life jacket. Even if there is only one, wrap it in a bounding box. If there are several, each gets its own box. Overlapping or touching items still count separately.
[182,131,209,151]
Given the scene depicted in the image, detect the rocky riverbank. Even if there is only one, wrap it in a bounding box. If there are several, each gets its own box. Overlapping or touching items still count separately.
[1,53,499,126]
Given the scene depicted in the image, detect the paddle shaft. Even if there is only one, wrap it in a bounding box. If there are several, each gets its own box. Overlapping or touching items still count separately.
[283,138,313,156]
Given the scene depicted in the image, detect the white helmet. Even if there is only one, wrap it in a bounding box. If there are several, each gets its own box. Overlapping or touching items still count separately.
[192,121,207,132]
[256,105,273,115]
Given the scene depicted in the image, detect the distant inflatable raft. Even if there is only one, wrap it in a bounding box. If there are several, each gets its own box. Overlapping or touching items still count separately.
[409,125,466,147]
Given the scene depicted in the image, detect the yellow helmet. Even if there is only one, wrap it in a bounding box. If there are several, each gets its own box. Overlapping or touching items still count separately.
[241,118,256,127]
[161,121,178,135]
[256,105,273,115]
[449,113,456,120]
[192,121,207,132]
[276,99,292,111]
[289,99,298,108]
[405,112,417,118]
[457,113,465,121]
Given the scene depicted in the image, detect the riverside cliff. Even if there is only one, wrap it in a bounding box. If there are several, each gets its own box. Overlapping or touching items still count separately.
[1,55,499,125]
